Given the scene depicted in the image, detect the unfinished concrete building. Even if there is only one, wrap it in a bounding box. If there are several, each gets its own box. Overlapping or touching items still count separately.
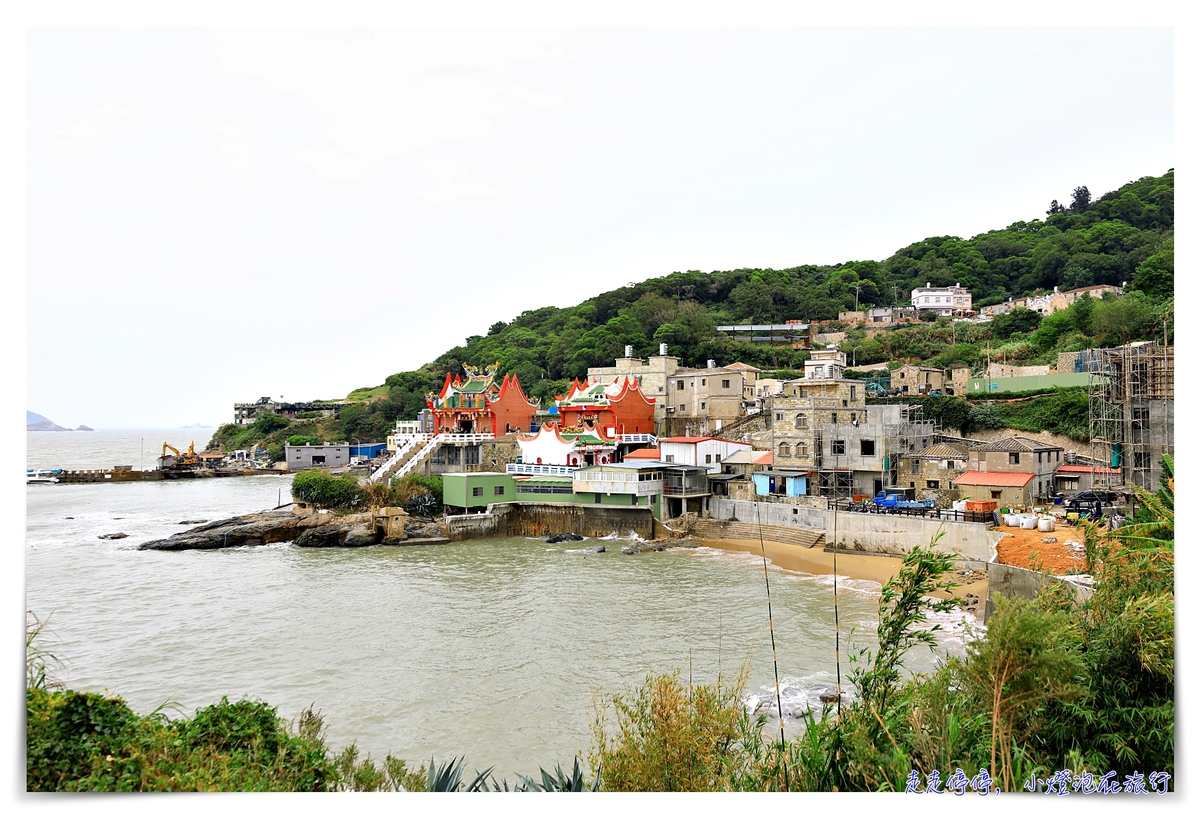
[1086,343,1174,492]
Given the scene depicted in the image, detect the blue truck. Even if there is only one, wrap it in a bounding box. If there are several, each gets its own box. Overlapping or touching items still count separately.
[872,489,936,511]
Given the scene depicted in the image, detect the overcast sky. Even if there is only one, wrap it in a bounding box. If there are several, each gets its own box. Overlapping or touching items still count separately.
[26,26,1173,429]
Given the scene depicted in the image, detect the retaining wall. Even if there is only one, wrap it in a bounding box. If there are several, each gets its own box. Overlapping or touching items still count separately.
[708,498,999,561]
[709,498,827,529]
[984,563,1094,620]
[446,503,654,541]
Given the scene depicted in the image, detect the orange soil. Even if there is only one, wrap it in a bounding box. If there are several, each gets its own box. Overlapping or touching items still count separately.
[994,523,1087,574]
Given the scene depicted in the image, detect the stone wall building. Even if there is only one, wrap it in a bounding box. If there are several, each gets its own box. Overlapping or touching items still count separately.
[895,442,969,504]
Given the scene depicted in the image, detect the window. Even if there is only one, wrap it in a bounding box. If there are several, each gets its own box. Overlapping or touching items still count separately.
[926,480,940,489]
[850,385,857,400]
[911,458,920,473]
[705,454,712,464]
[831,412,838,423]
[779,443,792,457]
[665,454,675,463]
[991,490,1002,500]
[472,486,483,497]
[677,380,684,389]
[700,402,706,410]
[312,455,326,465]
[701,379,706,386]
[493,485,505,496]
[722,379,730,388]
[679,404,685,411]
[860,440,875,456]
[832,440,846,455]
[795,413,808,429]
[1009,452,1020,465]
[775,412,784,421]
[796,442,808,456]
[1037,451,1043,464]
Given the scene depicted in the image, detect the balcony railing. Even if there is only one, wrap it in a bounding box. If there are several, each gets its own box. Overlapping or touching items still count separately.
[506,463,576,476]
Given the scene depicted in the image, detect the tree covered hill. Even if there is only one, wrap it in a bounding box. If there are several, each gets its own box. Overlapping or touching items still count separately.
[212,170,1173,450]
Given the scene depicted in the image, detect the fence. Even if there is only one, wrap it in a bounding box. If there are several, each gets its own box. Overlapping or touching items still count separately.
[825,498,994,524]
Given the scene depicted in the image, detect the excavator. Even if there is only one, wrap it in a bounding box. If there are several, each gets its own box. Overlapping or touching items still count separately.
[162,441,200,468]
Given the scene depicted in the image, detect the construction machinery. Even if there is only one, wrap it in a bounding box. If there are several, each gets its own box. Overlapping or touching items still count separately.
[160,441,200,468]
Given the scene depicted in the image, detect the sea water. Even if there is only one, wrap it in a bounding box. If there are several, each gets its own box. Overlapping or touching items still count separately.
[26,429,972,778]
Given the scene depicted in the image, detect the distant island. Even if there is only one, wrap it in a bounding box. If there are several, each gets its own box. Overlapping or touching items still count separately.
[181,423,213,429]
[26,411,93,432]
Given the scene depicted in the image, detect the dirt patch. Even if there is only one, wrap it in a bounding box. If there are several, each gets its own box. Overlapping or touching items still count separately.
[994,524,1087,574]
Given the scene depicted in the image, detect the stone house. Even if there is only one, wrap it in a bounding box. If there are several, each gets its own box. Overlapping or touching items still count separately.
[895,442,969,503]
[959,436,1065,504]
[892,364,946,395]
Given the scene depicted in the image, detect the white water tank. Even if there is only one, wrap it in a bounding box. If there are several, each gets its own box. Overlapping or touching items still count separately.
[659,343,668,356]
[625,345,633,358]
[1038,517,1055,532]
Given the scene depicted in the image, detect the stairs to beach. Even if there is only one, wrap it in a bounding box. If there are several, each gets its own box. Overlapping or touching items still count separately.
[687,517,825,549]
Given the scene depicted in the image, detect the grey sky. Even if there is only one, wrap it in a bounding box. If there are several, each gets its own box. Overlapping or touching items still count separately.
[26,27,1172,429]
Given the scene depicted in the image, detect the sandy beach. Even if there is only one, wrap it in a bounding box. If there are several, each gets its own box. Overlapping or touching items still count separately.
[699,537,989,611]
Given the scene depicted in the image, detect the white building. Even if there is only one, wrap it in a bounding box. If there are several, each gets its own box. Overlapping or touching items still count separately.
[658,437,751,473]
[911,282,973,316]
[804,346,847,381]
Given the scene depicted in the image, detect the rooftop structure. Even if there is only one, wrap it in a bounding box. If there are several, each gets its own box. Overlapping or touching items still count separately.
[911,282,972,317]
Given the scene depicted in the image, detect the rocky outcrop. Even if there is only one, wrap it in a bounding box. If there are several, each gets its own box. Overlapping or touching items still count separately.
[139,507,450,551]
[139,509,331,550]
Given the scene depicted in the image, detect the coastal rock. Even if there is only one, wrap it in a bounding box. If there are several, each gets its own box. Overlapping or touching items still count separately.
[567,544,605,554]
[546,533,585,544]
[405,521,450,540]
[177,520,209,525]
[139,509,337,551]
[342,527,378,548]
[99,532,128,540]
[75,425,94,432]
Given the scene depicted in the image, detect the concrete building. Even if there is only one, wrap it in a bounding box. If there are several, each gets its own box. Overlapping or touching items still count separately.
[952,470,1036,509]
[234,397,343,426]
[658,437,751,473]
[962,436,1064,503]
[285,443,350,471]
[911,282,973,316]
[443,472,515,512]
[586,345,759,437]
[816,403,939,498]
[1053,463,1123,495]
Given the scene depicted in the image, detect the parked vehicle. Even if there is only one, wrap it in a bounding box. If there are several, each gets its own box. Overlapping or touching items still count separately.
[873,490,936,511]
[1069,490,1120,504]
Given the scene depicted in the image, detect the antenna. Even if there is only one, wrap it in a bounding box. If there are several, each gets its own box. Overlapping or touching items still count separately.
[755,502,789,788]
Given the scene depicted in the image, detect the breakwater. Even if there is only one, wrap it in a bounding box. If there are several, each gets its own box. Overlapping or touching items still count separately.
[47,467,282,484]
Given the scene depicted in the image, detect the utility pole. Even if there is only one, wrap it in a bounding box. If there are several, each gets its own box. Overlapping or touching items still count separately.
[854,282,862,313]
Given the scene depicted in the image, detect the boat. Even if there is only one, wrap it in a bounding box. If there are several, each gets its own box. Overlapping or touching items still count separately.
[26,469,61,485]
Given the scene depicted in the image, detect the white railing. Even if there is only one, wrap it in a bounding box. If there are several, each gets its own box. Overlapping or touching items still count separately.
[392,434,448,480]
[371,432,497,483]
[617,433,657,445]
[506,463,576,476]
[368,434,427,483]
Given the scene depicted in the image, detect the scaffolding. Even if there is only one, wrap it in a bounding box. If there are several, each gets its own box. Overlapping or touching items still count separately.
[814,402,941,499]
[1086,343,1174,492]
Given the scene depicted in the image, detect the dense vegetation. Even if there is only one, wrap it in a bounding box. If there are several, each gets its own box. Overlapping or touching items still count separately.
[30,464,1171,790]
[290,469,444,516]
[208,170,1172,453]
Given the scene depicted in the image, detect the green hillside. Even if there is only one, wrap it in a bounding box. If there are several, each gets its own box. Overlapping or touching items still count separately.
[212,170,1173,449]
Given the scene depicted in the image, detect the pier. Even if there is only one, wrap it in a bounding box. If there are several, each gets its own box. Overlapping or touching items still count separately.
[41,466,282,484]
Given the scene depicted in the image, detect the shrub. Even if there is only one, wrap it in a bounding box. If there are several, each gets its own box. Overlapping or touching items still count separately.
[290,470,365,510]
